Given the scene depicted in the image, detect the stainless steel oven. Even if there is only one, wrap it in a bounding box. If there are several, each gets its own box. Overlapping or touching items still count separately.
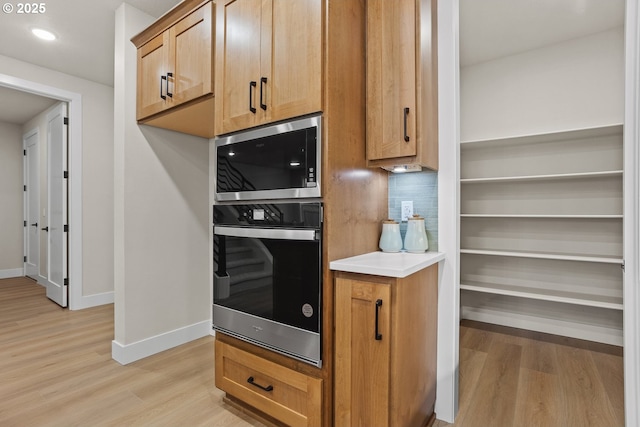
[213,202,322,366]
[215,114,321,201]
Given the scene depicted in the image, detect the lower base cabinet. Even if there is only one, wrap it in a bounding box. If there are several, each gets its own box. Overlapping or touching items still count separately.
[334,264,438,427]
[215,339,323,426]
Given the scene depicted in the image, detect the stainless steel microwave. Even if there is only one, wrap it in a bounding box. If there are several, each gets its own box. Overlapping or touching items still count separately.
[215,115,322,201]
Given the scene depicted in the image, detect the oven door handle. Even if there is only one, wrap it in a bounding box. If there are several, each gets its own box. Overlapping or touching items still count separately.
[214,225,318,241]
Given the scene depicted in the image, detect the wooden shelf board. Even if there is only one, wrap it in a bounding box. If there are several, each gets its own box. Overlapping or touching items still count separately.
[460,170,623,184]
[460,249,623,264]
[460,123,623,146]
[460,281,623,310]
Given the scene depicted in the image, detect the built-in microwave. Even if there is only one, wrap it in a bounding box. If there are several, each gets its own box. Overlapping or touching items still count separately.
[215,114,321,201]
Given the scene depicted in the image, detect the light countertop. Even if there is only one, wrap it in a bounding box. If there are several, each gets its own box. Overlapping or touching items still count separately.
[329,251,445,278]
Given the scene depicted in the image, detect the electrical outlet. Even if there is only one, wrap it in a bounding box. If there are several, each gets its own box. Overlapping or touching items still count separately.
[401,201,413,221]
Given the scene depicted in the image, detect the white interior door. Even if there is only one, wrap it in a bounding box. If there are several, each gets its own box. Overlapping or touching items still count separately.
[46,103,68,307]
[23,129,39,280]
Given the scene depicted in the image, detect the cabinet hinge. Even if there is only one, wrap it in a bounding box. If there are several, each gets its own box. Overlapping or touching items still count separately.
[64,278,68,286]
[621,260,625,272]
[24,185,27,191]
[24,220,26,227]
[64,224,68,232]
[63,117,68,125]
[64,171,68,179]
[24,255,27,262]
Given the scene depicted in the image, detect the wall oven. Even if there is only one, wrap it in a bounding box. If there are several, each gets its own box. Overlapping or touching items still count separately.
[213,202,322,367]
[215,114,321,201]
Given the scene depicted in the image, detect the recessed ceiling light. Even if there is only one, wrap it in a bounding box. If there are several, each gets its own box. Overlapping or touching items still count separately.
[32,28,56,41]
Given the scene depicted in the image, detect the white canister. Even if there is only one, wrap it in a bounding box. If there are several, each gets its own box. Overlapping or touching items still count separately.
[404,214,429,253]
[379,219,402,253]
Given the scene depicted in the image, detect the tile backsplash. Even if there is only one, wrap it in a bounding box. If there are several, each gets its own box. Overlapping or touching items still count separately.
[388,170,438,251]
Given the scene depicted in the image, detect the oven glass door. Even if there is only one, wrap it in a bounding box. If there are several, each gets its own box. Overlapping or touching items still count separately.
[213,226,321,333]
[215,115,321,201]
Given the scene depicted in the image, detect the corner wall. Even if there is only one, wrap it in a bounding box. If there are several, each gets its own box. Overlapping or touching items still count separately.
[112,3,210,364]
[0,120,24,276]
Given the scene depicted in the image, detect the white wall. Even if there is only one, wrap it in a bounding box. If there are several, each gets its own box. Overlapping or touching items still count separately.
[112,3,210,364]
[0,120,24,274]
[0,54,114,302]
[461,27,624,141]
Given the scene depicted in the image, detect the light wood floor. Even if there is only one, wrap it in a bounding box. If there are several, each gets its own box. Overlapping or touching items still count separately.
[433,320,624,427]
[1,277,624,426]
[0,277,265,427]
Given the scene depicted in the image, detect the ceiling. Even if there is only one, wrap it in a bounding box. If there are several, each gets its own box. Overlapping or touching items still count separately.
[0,0,627,125]
[460,0,625,67]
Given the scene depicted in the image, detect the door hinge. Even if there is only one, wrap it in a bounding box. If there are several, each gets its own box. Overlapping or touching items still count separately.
[64,278,68,286]
[64,224,68,232]
[63,117,68,125]
[622,260,625,272]
[24,220,27,227]
[23,149,26,156]
[24,255,27,262]
[24,185,26,191]
[64,171,68,179]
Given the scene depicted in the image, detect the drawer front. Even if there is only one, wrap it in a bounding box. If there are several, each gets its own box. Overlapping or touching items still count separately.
[215,340,322,427]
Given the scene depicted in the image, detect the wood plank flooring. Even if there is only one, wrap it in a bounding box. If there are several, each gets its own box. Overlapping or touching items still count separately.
[0,277,265,427]
[434,320,624,427]
[0,277,624,426]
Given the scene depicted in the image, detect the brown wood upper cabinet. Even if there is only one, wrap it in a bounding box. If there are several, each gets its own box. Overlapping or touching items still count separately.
[366,0,439,170]
[133,0,215,138]
[214,0,322,136]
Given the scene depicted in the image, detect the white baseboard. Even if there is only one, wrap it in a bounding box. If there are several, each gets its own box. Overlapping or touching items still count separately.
[111,320,212,365]
[0,268,24,279]
[72,291,114,310]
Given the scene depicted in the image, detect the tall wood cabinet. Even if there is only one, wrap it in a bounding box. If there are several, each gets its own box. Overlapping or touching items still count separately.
[334,265,438,427]
[214,0,322,135]
[366,0,438,171]
[132,0,215,138]
[211,1,389,426]
[460,125,624,345]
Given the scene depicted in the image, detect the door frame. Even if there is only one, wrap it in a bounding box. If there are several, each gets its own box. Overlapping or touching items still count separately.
[0,73,83,310]
[22,126,39,280]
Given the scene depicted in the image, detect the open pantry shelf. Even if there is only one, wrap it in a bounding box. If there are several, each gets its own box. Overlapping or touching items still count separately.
[459,124,624,345]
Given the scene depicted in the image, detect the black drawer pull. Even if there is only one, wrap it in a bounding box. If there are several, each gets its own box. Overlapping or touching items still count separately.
[403,107,410,142]
[249,81,257,113]
[260,77,267,110]
[375,299,383,340]
[166,72,173,98]
[247,376,273,392]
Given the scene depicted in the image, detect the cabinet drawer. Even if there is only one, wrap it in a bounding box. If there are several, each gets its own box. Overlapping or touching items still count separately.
[215,340,322,427]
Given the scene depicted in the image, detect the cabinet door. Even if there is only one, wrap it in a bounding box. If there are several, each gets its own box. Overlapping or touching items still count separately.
[137,31,170,120]
[366,0,417,160]
[215,0,263,135]
[170,2,214,106]
[266,0,322,123]
[335,278,391,427]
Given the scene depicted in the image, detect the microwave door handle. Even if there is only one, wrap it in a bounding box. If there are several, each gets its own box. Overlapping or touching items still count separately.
[214,226,318,241]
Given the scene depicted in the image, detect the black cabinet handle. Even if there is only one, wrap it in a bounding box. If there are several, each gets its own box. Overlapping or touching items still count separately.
[160,75,167,100]
[403,107,410,142]
[260,77,267,110]
[375,299,383,340]
[247,376,273,392]
[249,81,257,113]
[30,222,38,227]
[166,72,173,98]
[41,227,49,232]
